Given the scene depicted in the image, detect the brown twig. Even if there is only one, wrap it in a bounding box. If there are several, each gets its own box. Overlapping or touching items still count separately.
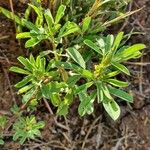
[125,62,150,66]
[43,98,69,131]
[2,67,16,104]
[9,0,17,30]
[81,116,101,149]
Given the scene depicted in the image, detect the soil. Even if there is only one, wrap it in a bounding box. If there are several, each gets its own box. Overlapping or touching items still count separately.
[0,0,150,150]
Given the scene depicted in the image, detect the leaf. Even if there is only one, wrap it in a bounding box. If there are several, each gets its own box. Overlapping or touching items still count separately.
[75,82,93,94]
[113,32,124,51]
[53,61,93,79]
[57,102,69,116]
[0,7,22,25]
[17,56,33,71]
[15,75,32,88]
[78,91,96,116]
[96,81,104,103]
[58,22,80,37]
[0,139,4,145]
[22,88,36,103]
[111,62,130,75]
[119,44,146,58]
[106,79,129,87]
[103,100,121,121]
[9,67,30,75]
[55,5,66,24]
[57,89,73,116]
[67,47,86,69]
[18,84,33,94]
[44,9,54,35]
[49,93,61,107]
[22,19,39,32]
[105,34,114,53]
[104,71,120,79]
[109,87,133,103]
[101,84,113,100]
[84,39,102,55]
[96,38,105,54]
[45,9,54,24]
[41,82,67,98]
[28,4,43,19]
[16,32,31,39]
[25,38,40,48]
[67,75,81,86]
[82,16,91,33]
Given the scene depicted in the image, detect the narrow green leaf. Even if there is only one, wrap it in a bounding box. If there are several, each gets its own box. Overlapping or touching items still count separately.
[50,93,61,107]
[22,19,39,32]
[103,100,120,121]
[109,87,133,103]
[9,67,30,75]
[28,4,43,18]
[61,26,79,37]
[55,5,66,24]
[78,91,96,116]
[111,62,130,75]
[105,34,114,53]
[106,79,129,87]
[113,32,124,51]
[15,75,32,88]
[29,54,36,66]
[67,47,86,69]
[18,84,33,94]
[17,56,33,71]
[75,82,93,94]
[59,22,80,37]
[41,82,67,97]
[96,81,104,103]
[57,102,68,116]
[97,38,105,54]
[84,39,102,55]
[101,84,113,100]
[53,61,93,79]
[44,9,54,35]
[82,16,91,33]
[25,38,40,48]
[122,44,146,57]
[104,71,120,79]
[16,32,31,39]
[22,87,36,103]
[67,75,81,86]
[0,7,22,25]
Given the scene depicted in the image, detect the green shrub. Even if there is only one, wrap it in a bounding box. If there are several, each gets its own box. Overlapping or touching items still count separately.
[0,0,145,144]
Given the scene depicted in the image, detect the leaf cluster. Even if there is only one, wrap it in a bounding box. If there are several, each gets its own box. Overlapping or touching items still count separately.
[0,0,146,145]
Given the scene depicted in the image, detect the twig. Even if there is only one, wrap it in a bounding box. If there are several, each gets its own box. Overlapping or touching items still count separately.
[0,35,10,40]
[125,62,150,66]
[43,98,69,131]
[119,2,133,31]
[2,67,16,104]
[139,56,143,94]
[9,0,16,30]
[0,56,19,66]
[81,116,101,149]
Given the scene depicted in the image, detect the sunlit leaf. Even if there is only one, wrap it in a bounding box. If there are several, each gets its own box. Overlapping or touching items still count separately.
[67,47,86,69]
[106,79,129,87]
[84,39,102,55]
[55,5,66,24]
[103,100,120,121]
[111,62,130,75]
[109,87,133,103]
